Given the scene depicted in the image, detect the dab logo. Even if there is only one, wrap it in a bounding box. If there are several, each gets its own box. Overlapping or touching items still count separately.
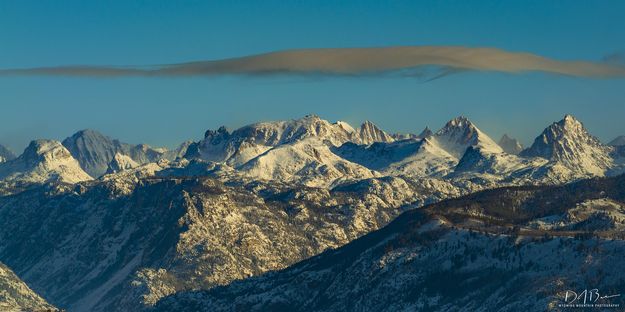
[558,288,621,309]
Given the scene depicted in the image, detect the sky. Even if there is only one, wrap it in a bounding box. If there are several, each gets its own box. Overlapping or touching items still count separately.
[1,1,624,153]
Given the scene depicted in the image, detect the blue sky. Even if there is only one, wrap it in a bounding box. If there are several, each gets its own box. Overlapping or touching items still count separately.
[1,1,624,152]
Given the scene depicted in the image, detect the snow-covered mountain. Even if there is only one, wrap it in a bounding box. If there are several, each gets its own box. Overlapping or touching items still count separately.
[356,120,395,144]
[2,113,625,312]
[184,115,359,165]
[1,114,620,190]
[105,153,140,174]
[0,174,460,312]
[498,134,523,154]
[432,116,503,158]
[154,174,625,312]
[183,115,400,187]
[520,115,614,176]
[62,129,173,178]
[334,138,457,178]
[0,262,57,312]
[236,138,378,187]
[0,145,16,164]
[168,114,625,188]
[334,116,504,179]
[0,139,92,186]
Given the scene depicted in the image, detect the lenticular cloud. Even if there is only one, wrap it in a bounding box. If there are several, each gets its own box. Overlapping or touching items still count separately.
[2,46,625,79]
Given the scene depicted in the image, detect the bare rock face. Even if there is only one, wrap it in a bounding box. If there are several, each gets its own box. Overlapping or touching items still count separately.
[62,129,169,178]
[0,262,57,312]
[498,134,523,154]
[356,121,395,145]
[417,126,433,138]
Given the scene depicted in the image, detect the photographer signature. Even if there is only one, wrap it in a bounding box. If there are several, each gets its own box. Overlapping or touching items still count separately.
[563,289,621,304]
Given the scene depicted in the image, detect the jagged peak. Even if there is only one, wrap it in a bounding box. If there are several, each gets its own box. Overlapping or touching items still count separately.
[418,127,433,138]
[204,126,229,138]
[358,120,394,144]
[498,134,523,155]
[443,115,472,129]
[562,114,579,123]
[538,114,593,140]
[435,116,480,138]
[521,115,612,174]
[360,120,376,127]
[359,120,384,132]
[555,114,584,130]
[433,116,501,157]
[499,134,521,144]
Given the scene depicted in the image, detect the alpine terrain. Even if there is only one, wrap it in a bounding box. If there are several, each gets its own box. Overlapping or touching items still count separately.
[0,114,624,311]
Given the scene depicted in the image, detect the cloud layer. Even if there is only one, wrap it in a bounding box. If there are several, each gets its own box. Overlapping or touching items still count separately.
[2,46,625,79]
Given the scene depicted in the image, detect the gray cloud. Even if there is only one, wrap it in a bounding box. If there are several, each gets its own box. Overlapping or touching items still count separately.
[2,46,625,79]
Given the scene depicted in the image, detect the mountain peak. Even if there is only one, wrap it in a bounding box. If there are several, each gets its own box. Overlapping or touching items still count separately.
[444,116,472,129]
[62,130,166,177]
[436,116,477,137]
[559,114,584,129]
[67,129,114,145]
[417,127,433,138]
[521,115,612,175]
[498,134,523,155]
[563,114,578,122]
[0,139,92,183]
[74,128,104,136]
[106,153,140,174]
[361,120,375,127]
[204,126,230,138]
[433,116,502,158]
[21,139,68,164]
[358,120,394,144]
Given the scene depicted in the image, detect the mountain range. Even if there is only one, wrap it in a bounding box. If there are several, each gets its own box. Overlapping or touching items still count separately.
[2,114,624,190]
[0,114,624,311]
[154,173,625,311]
